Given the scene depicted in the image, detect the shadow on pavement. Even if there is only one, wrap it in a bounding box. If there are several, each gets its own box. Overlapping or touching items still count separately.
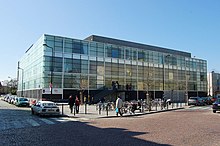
[0,120,171,146]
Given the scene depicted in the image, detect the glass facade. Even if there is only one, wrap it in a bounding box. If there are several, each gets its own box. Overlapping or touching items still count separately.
[17,34,207,100]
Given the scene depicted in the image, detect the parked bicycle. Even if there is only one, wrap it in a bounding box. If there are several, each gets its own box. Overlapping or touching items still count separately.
[96,101,115,111]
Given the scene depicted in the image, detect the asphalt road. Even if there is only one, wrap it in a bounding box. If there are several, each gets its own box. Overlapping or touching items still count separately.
[0,99,219,146]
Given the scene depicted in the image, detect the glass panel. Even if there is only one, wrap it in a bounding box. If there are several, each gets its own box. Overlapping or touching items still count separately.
[90,61,97,74]
[132,50,137,60]
[89,76,97,89]
[138,51,145,61]
[82,42,88,55]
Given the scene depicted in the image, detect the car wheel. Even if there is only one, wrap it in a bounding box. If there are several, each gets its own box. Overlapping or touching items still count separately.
[213,110,216,113]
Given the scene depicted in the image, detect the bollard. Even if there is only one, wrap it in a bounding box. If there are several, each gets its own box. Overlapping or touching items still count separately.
[73,103,76,116]
[85,103,87,114]
[141,101,144,113]
[62,104,64,115]
[99,103,101,115]
[99,107,101,115]
[156,102,157,111]
[106,103,109,116]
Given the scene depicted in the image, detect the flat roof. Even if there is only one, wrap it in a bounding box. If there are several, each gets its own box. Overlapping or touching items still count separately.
[85,35,191,57]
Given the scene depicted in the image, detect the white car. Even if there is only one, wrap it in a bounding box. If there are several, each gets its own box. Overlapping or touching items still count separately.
[31,101,60,116]
[10,96,17,104]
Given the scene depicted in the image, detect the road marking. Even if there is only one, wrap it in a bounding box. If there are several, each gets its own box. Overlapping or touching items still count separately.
[13,120,25,129]
[51,117,77,123]
[79,117,89,121]
[52,117,67,122]
[26,119,40,127]
[40,118,55,125]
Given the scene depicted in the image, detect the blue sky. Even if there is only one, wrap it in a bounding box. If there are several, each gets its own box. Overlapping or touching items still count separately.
[0,0,219,81]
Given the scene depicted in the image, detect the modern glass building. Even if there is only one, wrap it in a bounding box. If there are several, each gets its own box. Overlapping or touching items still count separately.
[17,34,207,102]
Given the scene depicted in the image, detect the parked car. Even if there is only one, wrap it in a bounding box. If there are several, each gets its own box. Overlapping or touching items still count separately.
[31,101,60,116]
[212,98,220,113]
[210,96,218,103]
[10,96,17,104]
[3,94,9,101]
[7,95,12,103]
[188,97,206,106]
[200,97,212,105]
[15,97,29,107]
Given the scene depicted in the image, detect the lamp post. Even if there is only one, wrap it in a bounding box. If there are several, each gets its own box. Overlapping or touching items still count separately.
[43,44,54,100]
[18,67,24,97]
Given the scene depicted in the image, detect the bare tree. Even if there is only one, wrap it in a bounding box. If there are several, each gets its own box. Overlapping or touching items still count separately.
[79,76,88,103]
[144,66,154,111]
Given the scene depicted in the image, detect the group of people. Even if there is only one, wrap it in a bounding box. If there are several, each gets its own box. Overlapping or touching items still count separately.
[68,95,139,116]
[68,95,80,114]
[68,94,170,116]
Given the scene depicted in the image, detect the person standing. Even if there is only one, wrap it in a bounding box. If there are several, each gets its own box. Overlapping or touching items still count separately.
[75,96,80,114]
[68,95,74,113]
[116,96,123,116]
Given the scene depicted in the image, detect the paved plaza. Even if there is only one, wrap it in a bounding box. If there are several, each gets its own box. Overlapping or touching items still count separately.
[57,102,186,120]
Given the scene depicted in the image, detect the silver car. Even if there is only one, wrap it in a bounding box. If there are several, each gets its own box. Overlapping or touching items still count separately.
[31,101,60,116]
[188,97,205,106]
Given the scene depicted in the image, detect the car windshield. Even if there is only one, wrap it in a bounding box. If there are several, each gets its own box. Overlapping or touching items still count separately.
[19,98,28,101]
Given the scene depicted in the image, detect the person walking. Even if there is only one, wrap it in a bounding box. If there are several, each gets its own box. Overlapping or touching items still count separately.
[75,96,80,114]
[116,96,123,116]
[68,95,74,113]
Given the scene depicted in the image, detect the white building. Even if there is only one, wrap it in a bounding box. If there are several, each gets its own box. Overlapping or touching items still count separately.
[207,71,220,96]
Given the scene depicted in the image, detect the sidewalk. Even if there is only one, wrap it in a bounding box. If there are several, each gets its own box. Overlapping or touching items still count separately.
[57,103,187,120]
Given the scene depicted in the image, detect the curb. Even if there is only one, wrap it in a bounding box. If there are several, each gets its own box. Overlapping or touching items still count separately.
[100,107,185,119]
[64,107,185,120]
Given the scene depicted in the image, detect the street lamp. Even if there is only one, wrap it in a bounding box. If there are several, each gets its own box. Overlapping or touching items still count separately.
[18,67,24,97]
[43,43,54,99]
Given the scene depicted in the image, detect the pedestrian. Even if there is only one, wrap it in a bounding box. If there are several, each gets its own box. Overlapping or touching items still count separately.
[68,95,74,113]
[161,95,167,110]
[75,96,80,114]
[115,81,119,90]
[116,96,123,116]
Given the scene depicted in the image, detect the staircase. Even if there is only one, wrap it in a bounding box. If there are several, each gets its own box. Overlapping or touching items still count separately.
[93,89,117,103]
